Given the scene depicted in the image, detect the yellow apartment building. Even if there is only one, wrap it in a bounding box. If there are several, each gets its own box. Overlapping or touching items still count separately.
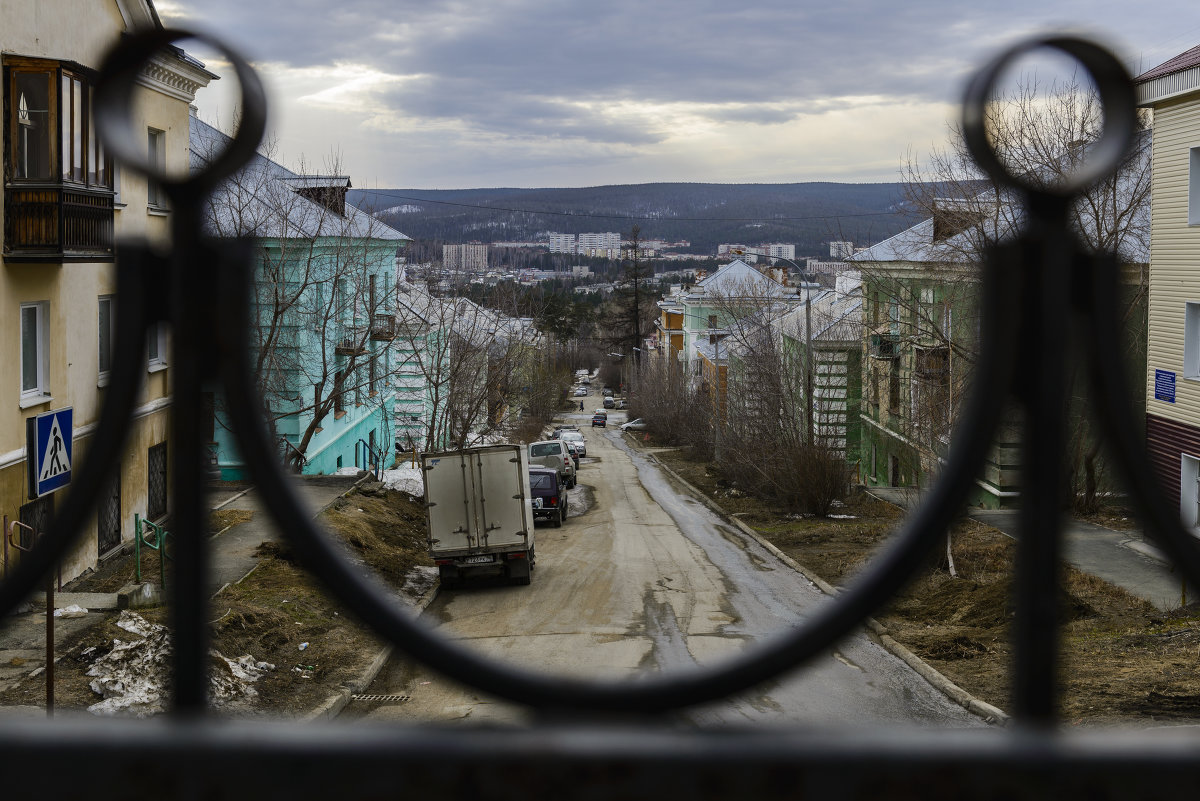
[1,0,214,581]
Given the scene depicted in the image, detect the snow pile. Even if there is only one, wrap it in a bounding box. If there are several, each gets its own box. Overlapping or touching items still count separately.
[54,604,88,618]
[402,565,439,599]
[381,466,423,497]
[335,466,364,476]
[86,611,274,718]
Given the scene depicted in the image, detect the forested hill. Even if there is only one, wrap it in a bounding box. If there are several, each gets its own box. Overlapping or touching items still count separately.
[348,182,917,256]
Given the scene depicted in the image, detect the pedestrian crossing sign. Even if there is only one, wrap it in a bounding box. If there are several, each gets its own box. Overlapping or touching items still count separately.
[26,407,72,499]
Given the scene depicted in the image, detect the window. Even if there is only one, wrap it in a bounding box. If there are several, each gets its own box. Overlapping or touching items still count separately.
[147,321,167,370]
[98,296,114,383]
[12,69,51,180]
[1191,147,1200,226]
[147,128,165,208]
[1187,303,1200,380]
[147,442,168,521]
[20,301,49,401]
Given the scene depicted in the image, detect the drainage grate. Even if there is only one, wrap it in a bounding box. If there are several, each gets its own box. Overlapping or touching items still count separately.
[350,694,410,703]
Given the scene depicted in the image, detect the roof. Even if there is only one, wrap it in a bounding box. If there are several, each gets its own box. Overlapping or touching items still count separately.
[189,116,409,243]
[1136,44,1200,82]
[684,259,796,301]
[1136,43,1200,106]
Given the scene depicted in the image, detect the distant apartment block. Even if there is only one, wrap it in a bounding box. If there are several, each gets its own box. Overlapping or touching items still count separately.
[830,241,854,259]
[571,265,593,277]
[717,242,795,261]
[443,242,488,270]
[578,232,621,258]
[548,233,576,253]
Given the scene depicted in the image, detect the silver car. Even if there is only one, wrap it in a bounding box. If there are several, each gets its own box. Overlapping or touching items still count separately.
[528,440,576,487]
[560,430,586,457]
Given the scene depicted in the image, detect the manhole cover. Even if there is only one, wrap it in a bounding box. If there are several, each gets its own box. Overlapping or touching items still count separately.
[350,694,410,703]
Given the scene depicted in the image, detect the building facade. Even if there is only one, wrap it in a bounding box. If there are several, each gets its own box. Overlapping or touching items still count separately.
[190,117,409,480]
[2,0,215,581]
[1137,45,1200,530]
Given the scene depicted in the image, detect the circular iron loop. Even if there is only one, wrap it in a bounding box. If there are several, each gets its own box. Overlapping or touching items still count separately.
[0,256,150,615]
[222,246,1017,712]
[93,28,266,198]
[962,35,1137,199]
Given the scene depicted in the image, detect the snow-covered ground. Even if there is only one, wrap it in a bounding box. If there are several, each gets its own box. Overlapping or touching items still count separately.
[381,466,423,497]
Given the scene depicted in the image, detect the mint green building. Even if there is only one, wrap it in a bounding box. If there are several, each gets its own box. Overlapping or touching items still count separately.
[190,118,410,479]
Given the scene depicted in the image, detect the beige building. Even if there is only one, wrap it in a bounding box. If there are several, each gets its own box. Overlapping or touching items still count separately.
[1,0,215,581]
[1137,44,1200,530]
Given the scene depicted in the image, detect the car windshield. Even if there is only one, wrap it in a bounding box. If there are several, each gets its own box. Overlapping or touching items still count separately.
[562,432,582,441]
[530,443,560,457]
[529,473,555,489]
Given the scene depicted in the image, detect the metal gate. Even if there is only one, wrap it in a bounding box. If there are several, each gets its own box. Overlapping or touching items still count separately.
[1,27,1200,801]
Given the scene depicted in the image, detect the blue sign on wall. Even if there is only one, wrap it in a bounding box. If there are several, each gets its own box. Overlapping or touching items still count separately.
[26,407,73,499]
[1155,369,1177,404]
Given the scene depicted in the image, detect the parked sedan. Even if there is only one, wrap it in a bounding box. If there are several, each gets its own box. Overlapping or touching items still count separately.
[620,418,648,431]
[564,440,580,469]
[573,387,588,397]
[560,430,586,457]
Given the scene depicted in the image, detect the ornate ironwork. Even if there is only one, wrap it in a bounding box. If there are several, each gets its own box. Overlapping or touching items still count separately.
[3,29,1200,799]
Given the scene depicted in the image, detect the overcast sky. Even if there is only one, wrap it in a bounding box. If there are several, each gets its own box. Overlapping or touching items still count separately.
[156,1,1198,189]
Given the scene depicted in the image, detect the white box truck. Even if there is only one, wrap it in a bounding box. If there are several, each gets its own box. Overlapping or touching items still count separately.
[422,444,536,587]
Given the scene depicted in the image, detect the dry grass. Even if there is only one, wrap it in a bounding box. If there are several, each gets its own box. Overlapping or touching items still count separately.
[1,483,431,719]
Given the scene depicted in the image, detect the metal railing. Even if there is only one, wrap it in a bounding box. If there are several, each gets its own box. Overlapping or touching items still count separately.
[1,28,1200,800]
[133,513,170,589]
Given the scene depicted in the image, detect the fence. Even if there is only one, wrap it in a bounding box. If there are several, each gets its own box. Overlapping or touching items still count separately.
[1,28,1199,800]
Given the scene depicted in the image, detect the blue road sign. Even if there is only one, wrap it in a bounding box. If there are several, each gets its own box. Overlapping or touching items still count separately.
[26,407,73,499]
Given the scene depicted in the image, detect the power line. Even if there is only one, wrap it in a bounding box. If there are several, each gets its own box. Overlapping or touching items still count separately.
[359,189,903,224]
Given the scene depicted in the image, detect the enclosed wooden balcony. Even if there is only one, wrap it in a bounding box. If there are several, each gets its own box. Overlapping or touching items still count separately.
[4,184,114,262]
[370,313,397,341]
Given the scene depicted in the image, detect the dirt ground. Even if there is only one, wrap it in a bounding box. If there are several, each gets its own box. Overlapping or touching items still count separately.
[0,482,432,719]
[653,447,1200,728]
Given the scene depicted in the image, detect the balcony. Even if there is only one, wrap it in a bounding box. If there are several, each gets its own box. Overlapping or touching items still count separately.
[4,184,114,262]
[334,327,368,356]
[370,313,397,341]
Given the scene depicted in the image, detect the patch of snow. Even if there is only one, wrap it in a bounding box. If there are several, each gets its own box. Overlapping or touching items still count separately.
[827,514,858,519]
[86,611,274,718]
[335,466,364,476]
[381,466,423,497]
[53,604,88,618]
[402,565,439,599]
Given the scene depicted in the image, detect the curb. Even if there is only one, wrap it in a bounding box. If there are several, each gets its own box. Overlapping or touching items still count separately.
[646,453,1011,728]
[303,584,440,722]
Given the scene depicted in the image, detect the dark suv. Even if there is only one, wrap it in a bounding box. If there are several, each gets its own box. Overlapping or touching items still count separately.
[529,467,568,527]
[591,412,607,428]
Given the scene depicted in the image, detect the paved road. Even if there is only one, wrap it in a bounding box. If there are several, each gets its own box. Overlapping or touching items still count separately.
[357,411,984,728]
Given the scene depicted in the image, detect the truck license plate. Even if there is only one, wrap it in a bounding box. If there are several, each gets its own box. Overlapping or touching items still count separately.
[463,555,494,565]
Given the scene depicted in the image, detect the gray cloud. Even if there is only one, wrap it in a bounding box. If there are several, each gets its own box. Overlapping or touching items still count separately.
[162,1,1197,184]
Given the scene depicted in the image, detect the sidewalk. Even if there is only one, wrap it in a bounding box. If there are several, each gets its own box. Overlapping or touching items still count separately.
[867,487,1195,611]
[0,473,366,702]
